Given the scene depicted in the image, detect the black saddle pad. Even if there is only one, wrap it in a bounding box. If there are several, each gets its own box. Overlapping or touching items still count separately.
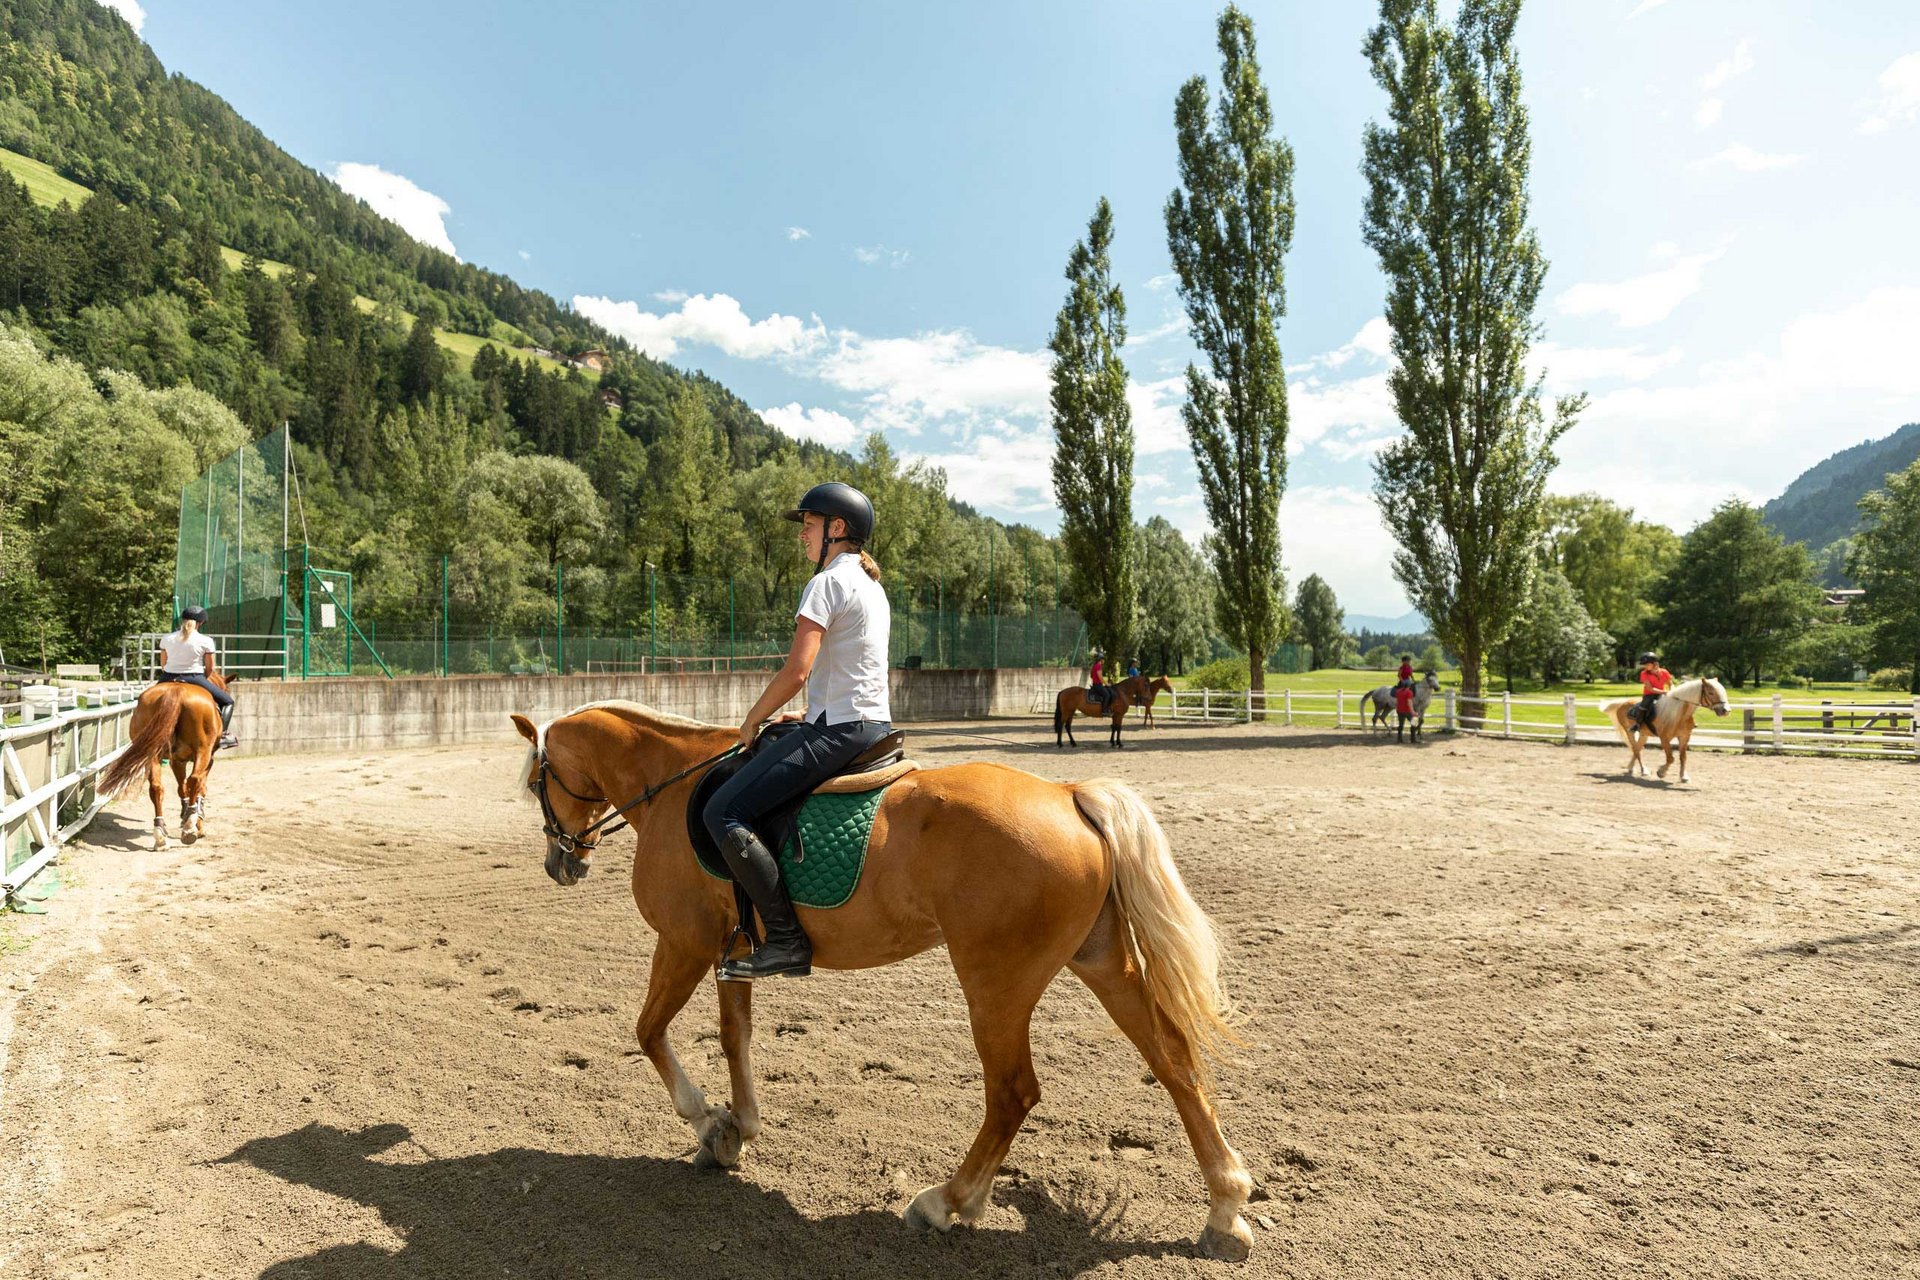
[686,751,809,882]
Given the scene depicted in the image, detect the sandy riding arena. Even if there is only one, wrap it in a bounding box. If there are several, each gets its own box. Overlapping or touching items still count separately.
[3,722,1916,1278]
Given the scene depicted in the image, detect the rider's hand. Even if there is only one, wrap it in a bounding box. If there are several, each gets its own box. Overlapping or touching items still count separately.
[736,720,761,751]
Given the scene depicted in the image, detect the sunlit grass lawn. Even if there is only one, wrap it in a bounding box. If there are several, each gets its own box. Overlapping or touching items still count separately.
[0,146,89,206]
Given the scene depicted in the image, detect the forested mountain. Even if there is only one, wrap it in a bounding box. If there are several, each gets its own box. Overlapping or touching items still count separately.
[1761,422,1920,571]
[0,0,1225,669]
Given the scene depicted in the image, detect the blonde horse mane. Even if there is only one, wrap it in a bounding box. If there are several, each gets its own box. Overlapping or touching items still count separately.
[512,700,726,804]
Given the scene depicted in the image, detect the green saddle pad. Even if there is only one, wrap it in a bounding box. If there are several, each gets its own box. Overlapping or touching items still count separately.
[699,787,887,909]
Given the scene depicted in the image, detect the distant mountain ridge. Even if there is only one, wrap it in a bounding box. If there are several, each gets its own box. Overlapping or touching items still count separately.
[1346,609,1429,634]
[1761,422,1920,552]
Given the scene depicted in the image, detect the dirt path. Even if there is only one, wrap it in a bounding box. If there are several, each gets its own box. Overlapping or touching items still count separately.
[2,722,1916,1278]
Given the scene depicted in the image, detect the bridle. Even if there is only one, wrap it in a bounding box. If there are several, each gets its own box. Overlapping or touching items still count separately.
[1672,679,1729,715]
[532,743,739,856]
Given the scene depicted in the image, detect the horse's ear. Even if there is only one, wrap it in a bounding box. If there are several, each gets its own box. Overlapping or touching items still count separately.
[510,714,538,744]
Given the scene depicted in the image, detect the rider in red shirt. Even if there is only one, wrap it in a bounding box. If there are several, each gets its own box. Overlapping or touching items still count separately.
[1394,680,1418,742]
[1089,651,1109,708]
[1398,655,1414,684]
[1633,651,1673,728]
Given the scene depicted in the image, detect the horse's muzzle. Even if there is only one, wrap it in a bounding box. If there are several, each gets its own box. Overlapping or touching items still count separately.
[545,842,593,886]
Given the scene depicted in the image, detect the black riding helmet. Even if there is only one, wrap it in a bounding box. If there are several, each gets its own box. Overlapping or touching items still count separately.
[180,604,209,625]
[784,482,874,545]
[1638,651,1660,665]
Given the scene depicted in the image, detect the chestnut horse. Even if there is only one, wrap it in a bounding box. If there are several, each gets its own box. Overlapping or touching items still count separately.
[511,701,1255,1261]
[1117,674,1175,728]
[1602,676,1730,783]
[99,674,229,849]
[1053,681,1136,748]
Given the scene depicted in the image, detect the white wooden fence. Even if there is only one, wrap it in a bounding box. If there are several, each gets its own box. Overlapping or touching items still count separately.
[2,683,143,907]
[1163,687,1920,760]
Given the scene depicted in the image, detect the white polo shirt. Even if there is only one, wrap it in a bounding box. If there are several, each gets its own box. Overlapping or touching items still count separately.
[160,629,216,674]
[796,552,891,724]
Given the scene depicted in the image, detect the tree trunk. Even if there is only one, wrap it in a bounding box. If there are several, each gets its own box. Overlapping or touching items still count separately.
[1249,644,1266,721]
[1460,641,1485,731]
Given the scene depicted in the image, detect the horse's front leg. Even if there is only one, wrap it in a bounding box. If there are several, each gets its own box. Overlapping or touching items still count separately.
[1677,725,1693,784]
[696,978,760,1169]
[635,942,727,1150]
[1656,732,1677,779]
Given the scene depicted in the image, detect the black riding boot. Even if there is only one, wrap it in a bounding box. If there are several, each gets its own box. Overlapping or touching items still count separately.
[717,826,812,982]
[217,701,239,751]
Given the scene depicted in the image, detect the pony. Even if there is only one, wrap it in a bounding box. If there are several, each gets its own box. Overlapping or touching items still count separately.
[1053,680,1138,748]
[510,700,1257,1261]
[98,674,229,849]
[1602,676,1730,783]
[1117,674,1175,728]
[1366,671,1439,731]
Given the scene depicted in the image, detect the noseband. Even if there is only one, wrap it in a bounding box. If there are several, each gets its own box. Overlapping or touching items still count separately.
[532,744,740,856]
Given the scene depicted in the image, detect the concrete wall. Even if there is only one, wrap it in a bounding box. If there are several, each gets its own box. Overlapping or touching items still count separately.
[233,668,1065,756]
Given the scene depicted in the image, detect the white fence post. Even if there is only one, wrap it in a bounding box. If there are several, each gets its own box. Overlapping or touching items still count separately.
[1245,688,1253,723]
[1202,688,1210,721]
[1444,689,1456,732]
[1912,697,1919,757]
[1564,694,1577,745]
[1772,694,1783,750]
[1501,690,1512,738]
[1284,688,1293,726]
[1336,689,1345,729]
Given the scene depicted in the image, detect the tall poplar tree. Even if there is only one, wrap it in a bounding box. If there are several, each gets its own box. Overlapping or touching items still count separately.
[1049,197,1137,664]
[1361,0,1583,707]
[1165,4,1296,696]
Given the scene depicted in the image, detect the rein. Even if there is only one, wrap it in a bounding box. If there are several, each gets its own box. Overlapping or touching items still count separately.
[535,743,740,856]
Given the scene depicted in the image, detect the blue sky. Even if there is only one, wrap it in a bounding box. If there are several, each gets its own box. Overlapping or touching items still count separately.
[112,0,1920,616]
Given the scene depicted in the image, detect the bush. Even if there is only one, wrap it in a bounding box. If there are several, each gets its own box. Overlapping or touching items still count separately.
[1867,667,1914,692]
[1776,674,1811,689]
[1184,656,1250,691]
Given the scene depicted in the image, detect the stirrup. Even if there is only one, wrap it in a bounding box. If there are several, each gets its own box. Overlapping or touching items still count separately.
[717,943,812,983]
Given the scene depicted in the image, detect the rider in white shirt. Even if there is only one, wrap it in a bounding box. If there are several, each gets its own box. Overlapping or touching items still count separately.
[703,482,892,982]
[156,605,238,749]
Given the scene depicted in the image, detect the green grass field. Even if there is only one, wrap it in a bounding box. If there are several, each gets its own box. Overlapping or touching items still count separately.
[1169,667,1899,732]
[0,146,91,206]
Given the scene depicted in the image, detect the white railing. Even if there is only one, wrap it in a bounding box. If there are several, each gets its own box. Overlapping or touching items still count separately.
[1165,687,1920,760]
[122,632,287,682]
[3,684,143,906]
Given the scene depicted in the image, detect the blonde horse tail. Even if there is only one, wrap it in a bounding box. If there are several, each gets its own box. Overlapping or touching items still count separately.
[1071,778,1240,1078]
[100,689,181,799]
[1600,698,1636,746]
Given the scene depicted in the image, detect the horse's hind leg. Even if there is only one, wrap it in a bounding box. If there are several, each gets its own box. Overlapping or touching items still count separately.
[904,984,1047,1231]
[148,756,168,850]
[1068,901,1253,1261]
[698,978,759,1169]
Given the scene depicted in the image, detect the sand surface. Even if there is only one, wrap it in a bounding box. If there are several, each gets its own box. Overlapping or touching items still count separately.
[2,720,1916,1279]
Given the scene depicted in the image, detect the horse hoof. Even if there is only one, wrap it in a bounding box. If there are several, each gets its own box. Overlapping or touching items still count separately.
[153,833,167,852]
[903,1184,957,1233]
[1198,1217,1255,1262]
[695,1107,743,1169]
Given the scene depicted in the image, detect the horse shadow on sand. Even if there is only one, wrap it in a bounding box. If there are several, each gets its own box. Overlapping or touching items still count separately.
[219,1122,1194,1279]
[74,809,166,853]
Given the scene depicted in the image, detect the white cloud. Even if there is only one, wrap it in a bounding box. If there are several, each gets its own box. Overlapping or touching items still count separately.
[98,0,144,32]
[517,249,532,261]
[1697,143,1806,171]
[1693,97,1723,129]
[1280,486,1407,617]
[815,329,1047,433]
[904,429,1057,514]
[1129,316,1188,346]
[1860,52,1920,133]
[1531,341,1684,392]
[652,289,689,303]
[1700,39,1754,92]
[1624,0,1671,18]
[572,292,824,361]
[330,162,459,258]
[1555,244,1725,327]
[1126,375,1189,455]
[854,245,911,269]
[1290,373,1398,458]
[786,226,812,241]
[759,402,860,448]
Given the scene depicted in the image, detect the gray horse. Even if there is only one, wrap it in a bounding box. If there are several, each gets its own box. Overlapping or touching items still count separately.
[1365,671,1440,731]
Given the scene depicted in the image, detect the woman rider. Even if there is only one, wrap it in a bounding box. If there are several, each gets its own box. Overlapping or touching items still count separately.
[702,482,892,982]
[155,605,239,749]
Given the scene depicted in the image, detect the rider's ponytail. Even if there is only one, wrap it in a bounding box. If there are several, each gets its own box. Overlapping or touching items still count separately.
[857,549,881,582]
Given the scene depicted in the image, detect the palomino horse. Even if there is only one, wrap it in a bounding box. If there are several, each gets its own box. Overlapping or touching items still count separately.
[511,701,1256,1261]
[99,674,229,849]
[1053,681,1136,748]
[1117,674,1175,727]
[1603,676,1730,783]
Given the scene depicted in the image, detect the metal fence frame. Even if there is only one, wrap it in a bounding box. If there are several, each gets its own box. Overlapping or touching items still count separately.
[3,684,142,907]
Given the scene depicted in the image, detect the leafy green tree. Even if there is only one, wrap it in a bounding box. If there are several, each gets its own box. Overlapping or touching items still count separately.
[1845,459,1920,693]
[1650,501,1821,687]
[1488,568,1611,688]
[1165,4,1294,698]
[1292,574,1347,670]
[1538,494,1678,642]
[1134,516,1215,674]
[399,314,445,405]
[641,387,741,577]
[1049,196,1137,663]
[468,451,608,595]
[1362,0,1583,704]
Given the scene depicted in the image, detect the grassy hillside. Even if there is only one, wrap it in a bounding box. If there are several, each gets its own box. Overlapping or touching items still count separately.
[0,144,88,205]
